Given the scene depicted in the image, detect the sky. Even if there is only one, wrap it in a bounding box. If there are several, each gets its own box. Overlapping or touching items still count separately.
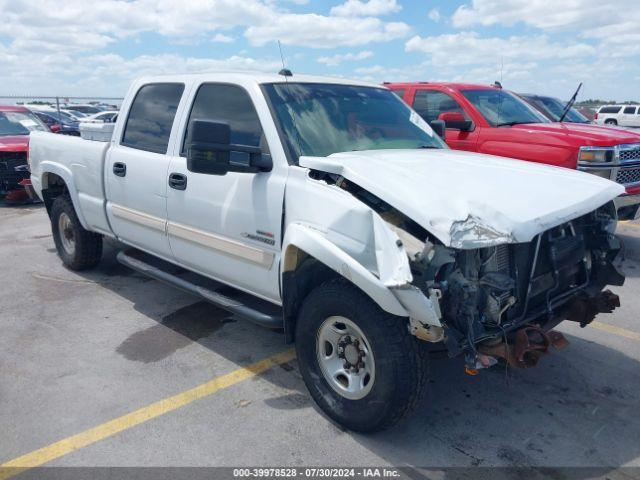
[1,0,639,101]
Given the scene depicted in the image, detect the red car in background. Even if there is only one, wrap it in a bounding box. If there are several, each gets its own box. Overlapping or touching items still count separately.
[387,82,640,219]
[0,105,48,202]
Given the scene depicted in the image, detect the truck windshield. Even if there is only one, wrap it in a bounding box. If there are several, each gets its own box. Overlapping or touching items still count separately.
[523,95,590,123]
[263,83,446,161]
[461,89,549,127]
[0,111,47,136]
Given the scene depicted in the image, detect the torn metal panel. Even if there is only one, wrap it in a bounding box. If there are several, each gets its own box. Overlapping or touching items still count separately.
[300,149,624,249]
[392,285,442,327]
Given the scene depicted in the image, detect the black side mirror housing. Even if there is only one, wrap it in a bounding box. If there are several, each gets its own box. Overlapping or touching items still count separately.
[438,112,474,132]
[429,119,446,139]
[454,120,474,132]
[186,119,272,176]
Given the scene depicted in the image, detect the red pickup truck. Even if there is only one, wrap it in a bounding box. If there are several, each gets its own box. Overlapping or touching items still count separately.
[387,82,640,219]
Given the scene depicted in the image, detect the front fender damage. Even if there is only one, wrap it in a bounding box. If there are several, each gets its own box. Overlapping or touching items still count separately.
[297,162,625,375]
[283,169,445,334]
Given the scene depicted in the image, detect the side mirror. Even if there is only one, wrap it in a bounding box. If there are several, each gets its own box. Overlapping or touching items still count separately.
[438,111,473,132]
[186,119,272,176]
[429,119,446,139]
[50,124,62,133]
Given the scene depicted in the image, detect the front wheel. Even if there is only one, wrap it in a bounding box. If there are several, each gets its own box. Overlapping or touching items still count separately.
[51,195,103,270]
[295,279,427,432]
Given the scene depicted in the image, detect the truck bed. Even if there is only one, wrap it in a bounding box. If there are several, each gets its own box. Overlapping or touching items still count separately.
[29,131,113,235]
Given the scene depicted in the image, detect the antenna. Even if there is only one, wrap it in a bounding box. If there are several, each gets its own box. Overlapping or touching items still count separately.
[500,56,504,84]
[275,41,301,159]
[277,40,292,77]
[278,40,285,70]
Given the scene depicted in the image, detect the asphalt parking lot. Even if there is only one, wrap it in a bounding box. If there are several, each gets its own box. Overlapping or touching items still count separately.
[2,202,640,477]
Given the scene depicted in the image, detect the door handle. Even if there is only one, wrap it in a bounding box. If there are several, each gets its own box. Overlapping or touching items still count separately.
[113,162,126,177]
[169,172,187,191]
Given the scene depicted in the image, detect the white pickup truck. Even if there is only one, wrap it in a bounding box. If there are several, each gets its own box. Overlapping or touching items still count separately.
[29,72,626,432]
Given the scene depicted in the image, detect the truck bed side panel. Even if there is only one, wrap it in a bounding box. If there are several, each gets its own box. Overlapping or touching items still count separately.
[29,131,113,235]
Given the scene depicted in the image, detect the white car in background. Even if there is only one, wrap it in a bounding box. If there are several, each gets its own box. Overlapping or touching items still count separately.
[59,108,88,120]
[595,105,640,127]
[82,111,118,123]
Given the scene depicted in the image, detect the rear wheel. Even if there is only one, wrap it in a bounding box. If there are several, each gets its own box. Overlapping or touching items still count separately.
[605,119,618,125]
[51,195,103,270]
[295,279,427,432]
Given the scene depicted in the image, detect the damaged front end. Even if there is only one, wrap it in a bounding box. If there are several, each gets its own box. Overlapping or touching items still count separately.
[391,201,624,372]
[298,162,624,373]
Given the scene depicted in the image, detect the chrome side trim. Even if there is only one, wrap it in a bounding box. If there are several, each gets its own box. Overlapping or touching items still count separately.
[167,222,274,269]
[111,204,167,232]
[111,204,275,269]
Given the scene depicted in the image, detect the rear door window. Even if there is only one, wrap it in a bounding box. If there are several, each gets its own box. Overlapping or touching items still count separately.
[623,106,637,114]
[121,83,185,154]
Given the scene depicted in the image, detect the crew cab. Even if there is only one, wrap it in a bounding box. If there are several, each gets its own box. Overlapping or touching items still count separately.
[387,82,640,220]
[0,105,48,202]
[29,73,625,432]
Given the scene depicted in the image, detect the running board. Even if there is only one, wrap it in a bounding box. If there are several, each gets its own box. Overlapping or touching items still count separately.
[117,250,284,329]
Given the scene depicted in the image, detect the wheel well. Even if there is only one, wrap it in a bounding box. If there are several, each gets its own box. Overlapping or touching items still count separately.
[282,247,340,343]
[41,173,68,216]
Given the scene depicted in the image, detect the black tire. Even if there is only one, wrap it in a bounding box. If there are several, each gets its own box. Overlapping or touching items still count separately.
[295,279,427,432]
[51,195,103,270]
[605,119,617,125]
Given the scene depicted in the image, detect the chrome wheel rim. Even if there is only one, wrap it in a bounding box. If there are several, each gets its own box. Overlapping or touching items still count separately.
[58,212,75,255]
[316,316,375,400]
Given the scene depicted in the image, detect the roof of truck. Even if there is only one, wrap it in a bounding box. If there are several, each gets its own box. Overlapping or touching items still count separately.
[0,105,29,112]
[383,82,500,91]
[135,71,382,89]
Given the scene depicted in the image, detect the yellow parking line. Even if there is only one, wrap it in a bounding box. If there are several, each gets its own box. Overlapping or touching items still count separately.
[0,348,296,480]
[591,321,640,342]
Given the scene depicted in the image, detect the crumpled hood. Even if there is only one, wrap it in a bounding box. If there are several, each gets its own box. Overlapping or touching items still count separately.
[512,122,640,146]
[300,149,624,249]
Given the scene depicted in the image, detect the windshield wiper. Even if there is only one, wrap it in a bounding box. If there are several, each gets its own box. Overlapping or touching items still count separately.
[558,82,582,122]
[496,121,529,127]
[418,144,439,149]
